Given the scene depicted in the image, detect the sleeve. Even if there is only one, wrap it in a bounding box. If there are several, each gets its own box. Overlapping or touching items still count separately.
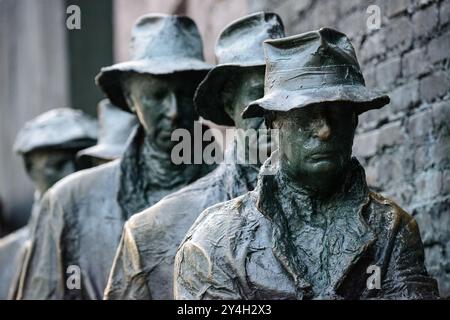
[16,193,65,300]
[103,222,151,300]
[381,217,440,299]
[173,218,245,300]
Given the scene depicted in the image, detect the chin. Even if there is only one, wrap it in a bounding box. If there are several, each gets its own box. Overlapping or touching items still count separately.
[306,160,344,178]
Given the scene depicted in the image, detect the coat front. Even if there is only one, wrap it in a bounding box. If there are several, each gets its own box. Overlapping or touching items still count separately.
[104,141,260,300]
[174,158,439,300]
[17,127,214,300]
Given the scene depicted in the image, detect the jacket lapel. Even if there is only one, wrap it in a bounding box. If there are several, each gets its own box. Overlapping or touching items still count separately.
[327,192,376,292]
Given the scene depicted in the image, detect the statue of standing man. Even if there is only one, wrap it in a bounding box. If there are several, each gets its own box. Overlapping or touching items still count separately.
[0,108,97,299]
[175,28,439,300]
[17,14,215,300]
[104,12,285,300]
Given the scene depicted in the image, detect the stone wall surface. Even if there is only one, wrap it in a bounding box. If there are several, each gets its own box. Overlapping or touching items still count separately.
[248,0,450,297]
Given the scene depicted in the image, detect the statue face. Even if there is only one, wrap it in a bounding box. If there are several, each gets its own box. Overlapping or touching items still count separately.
[123,72,199,152]
[24,149,78,194]
[223,68,271,164]
[223,68,265,131]
[273,104,357,192]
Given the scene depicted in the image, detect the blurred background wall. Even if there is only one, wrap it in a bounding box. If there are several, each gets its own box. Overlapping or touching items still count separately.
[0,0,113,233]
[0,0,70,232]
[0,0,448,296]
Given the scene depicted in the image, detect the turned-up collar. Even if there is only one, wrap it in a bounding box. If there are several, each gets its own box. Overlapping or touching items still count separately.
[255,151,376,298]
[219,138,260,198]
[117,126,206,218]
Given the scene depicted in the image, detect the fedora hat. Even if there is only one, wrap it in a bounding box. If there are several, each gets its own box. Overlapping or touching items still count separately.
[194,12,285,126]
[14,108,98,155]
[96,14,213,112]
[243,28,390,118]
[77,99,138,162]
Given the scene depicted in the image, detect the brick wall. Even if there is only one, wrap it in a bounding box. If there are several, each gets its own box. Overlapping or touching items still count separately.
[248,0,450,297]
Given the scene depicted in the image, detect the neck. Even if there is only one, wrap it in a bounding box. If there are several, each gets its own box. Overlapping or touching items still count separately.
[140,132,199,187]
[280,165,348,199]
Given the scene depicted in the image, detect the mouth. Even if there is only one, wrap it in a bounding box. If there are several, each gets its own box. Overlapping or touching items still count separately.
[309,151,335,160]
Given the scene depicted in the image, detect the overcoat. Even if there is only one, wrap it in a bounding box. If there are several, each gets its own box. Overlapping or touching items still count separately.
[175,157,439,300]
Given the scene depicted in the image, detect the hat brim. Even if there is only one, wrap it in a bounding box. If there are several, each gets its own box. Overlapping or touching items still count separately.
[18,138,97,155]
[194,62,265,126]
[243,85,390,118]
[76,144,124,161]
[96,58,213,112]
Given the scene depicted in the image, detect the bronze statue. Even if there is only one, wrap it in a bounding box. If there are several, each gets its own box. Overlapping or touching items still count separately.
[16,14,215,300]
[174,28,439,300]
[76,99,138,168]
[103,12,285,300]
[0,108,97,299]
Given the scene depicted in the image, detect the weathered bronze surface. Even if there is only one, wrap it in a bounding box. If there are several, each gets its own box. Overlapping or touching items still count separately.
[0,108,97,299]
[174,28,439,300]
[76,99,138,169]
[16,14,215,300]
[103,12,285,300]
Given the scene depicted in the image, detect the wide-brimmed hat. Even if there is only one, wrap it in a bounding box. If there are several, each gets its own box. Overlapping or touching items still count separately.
[243,28,390,118]
[194,12,285,126]
[14,108,98,155]
[77,99,138,162]
[96,14,213,112]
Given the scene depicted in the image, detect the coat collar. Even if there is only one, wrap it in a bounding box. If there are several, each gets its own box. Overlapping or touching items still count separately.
[116,125,216,219]
[220,139,260,198]
[256,152,376,298]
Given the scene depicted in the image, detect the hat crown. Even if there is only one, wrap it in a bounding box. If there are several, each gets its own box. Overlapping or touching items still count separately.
[14,108,98,154]
[264,28,365,92]
[215,12,285,65]
[130,14,205,62]
[96,100,138,146]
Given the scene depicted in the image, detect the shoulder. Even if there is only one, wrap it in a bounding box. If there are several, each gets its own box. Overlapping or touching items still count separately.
[37,160,120,225]
[181,191,260,253]
[163,163,227,201]
[0,226,28,252]
[45,160,120,203]
[127,163,230,236]
[367,191,419,236]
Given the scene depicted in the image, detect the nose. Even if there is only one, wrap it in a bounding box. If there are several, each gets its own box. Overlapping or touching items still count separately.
[313,117,331,141]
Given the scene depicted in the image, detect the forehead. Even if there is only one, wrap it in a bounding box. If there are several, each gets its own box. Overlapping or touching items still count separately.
[227,67,264,86]
[122,73,162,89]
[122,72,205,98]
